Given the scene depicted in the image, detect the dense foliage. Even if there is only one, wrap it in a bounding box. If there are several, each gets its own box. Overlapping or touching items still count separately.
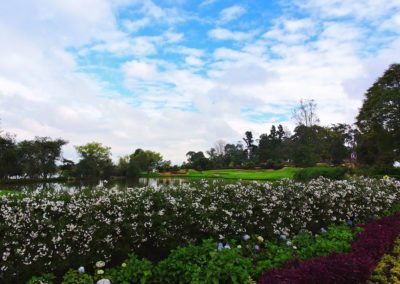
[356,63,400,166]
[183,123,355,170]
[0,135,66,179]
[293,166,348,181]
[1,177,400,282]
[259,213,400,283]
[27,224,357,283]
[368,236,400,283]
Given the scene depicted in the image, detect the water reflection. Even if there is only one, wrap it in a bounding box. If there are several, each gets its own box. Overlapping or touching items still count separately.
[0,177,206,192]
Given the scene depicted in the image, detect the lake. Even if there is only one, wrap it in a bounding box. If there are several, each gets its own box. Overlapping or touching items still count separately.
[0,177,196,192]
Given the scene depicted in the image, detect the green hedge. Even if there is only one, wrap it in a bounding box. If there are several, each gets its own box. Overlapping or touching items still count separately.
[294,167,348,181]
[354,166,400,179]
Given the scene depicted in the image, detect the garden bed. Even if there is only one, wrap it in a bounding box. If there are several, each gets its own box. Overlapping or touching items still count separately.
[1,177,400,282]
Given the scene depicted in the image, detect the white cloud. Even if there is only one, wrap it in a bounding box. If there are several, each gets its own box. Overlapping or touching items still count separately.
[208,28,255,41]
[295,0,400,21]
[1,0,400,164]
[122,60,158,80]
[123,18,151,33]
[219,5,246,23]
[185,56,204,66]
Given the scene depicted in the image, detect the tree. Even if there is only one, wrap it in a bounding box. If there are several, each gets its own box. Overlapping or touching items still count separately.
[130,149,163,175]
[75,142,114,178]
[18,137,67,179]
[257,125,287,165]
[222,143,247,168]
[214,140,226,156]
[292,99,320,127]
[356,64,400,165]
[291,125,324,167]
[186,151,209,171]
[243,131,257,160]
[0,133,20,179]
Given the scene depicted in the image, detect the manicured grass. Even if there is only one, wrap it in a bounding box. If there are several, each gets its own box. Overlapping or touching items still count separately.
[147,167,301,180]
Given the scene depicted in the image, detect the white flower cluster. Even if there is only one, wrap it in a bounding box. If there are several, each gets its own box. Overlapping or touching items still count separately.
[1,177,399,279]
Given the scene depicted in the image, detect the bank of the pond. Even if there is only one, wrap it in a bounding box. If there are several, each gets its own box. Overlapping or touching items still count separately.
[144,167,301,180]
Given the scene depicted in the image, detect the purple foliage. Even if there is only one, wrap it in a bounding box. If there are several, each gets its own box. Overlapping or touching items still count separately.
[258,213,400,284]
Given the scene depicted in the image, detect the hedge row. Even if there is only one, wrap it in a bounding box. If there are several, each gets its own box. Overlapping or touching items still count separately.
[258,213,400,283]
[293,167,348,181]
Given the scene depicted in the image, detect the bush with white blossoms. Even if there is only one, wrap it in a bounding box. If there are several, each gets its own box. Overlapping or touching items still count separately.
[1,177,400,281]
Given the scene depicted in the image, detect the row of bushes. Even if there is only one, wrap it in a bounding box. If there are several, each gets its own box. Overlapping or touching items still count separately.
[293,165,400,181]
[354,165,400,179]
[258,212,400,283]
[27,224,357,283]
[293,167,348,181]
[2,178,400,282]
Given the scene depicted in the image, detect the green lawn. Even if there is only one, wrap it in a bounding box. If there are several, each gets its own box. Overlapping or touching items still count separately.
[148,167,300,181]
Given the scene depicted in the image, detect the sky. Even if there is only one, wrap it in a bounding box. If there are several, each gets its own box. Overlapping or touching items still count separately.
[0,0,400,163]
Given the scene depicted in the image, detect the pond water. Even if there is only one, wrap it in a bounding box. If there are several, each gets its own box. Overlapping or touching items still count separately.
[0,176,272,192]
[0,177,190,191]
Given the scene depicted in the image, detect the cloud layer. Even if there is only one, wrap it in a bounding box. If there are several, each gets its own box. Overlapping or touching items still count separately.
[0,0,399,163]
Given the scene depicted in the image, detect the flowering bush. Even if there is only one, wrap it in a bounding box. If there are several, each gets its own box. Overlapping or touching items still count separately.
[1,177,400,281]
[258,213,400,283]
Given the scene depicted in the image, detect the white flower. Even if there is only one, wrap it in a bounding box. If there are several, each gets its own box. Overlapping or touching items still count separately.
[243,234,250,241]
[78,266,85,273]
[96,261,105,268]
[97,279,111,284]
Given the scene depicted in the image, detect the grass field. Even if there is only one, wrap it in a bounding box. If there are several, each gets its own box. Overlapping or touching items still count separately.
[148,167,301,180]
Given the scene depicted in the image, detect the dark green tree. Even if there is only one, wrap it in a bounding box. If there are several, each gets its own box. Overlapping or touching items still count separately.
[18,137,67,179]
[356,63,400,165]
[0,133,20,178]
[186,151,209,171]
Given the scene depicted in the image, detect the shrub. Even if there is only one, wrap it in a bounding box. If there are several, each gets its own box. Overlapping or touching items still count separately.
[368,236,400,283]
[26,273,55,284]
[260,160,284,170]
[294,166,348,181]
[2,177,400,281]
[62,269,93,284]
[258,213,400,283]
[294,224,356,260]
[354,165,400,179]
[103,254,153,284]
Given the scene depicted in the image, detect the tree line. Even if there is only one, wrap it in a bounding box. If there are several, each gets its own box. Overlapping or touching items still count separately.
[184,64,400,171]
[0,64,399,179]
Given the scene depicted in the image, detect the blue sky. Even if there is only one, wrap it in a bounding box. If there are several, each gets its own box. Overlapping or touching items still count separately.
[0,0,399,162]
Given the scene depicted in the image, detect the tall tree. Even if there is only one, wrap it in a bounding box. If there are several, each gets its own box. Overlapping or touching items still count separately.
[75,142,114,178]
[243,131,256,160]
[356,64,400,165]
[292,99,320,127]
